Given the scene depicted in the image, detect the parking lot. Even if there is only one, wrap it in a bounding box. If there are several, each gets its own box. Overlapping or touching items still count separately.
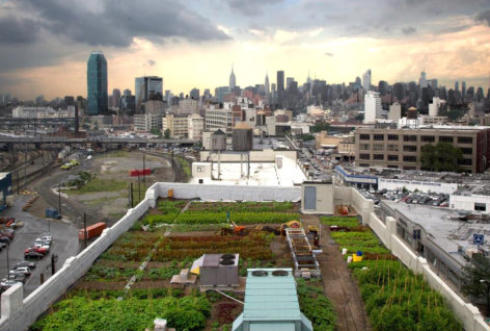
[0,194,79,297]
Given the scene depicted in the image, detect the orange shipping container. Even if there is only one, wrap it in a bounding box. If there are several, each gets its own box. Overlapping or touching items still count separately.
[78,222,107,240]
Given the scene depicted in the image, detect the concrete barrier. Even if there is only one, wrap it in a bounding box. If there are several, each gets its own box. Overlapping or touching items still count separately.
[346,187,490,331]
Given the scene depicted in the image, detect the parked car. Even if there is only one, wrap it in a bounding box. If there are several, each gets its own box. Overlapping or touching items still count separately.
[14,261,36,270]
[7,272,26,283]
[24,251,44,259]
[0,236,10,244]
[12,266,31,276]
[25,246,48,255]
[0,279,21,292]
[33,240,51,251]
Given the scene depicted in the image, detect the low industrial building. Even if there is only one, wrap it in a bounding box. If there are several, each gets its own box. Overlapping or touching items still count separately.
[450,184,490,214]
[232,268,313,331]
[354,125,490,173]
[379,201,490,287]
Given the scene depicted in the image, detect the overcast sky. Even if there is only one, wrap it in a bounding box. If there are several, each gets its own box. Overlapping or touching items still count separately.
[0,0,489,99]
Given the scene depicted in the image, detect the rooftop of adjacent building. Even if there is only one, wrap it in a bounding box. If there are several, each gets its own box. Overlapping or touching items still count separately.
[383,201,490,266]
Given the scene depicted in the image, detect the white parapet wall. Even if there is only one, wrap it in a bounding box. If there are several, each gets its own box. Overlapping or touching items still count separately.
[0,183,301,331]
[342,186,490,331]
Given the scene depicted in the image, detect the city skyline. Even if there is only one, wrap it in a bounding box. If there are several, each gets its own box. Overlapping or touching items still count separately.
[0,0,489,99]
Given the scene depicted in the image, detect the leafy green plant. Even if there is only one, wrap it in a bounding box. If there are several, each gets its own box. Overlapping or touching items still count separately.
[296,279,336,331]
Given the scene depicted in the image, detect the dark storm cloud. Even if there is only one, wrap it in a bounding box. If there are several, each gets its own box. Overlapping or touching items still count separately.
[4,0,229,47]
[402,27,417,35]
[0,17,40,44]
[225,0,284,16]
[476,9,490,25]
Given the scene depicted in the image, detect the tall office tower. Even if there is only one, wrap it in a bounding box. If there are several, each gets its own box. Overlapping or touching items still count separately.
[362,69,371,91]
[190,88,200,100]
[455,81,459,93]
[112,88,121,108]
[229,67,236,90]
[135,76,163,112]
[165,90,171,102]
[462,81,466,100]
[277,70,285,107]
[286,77,294,90]
[363,91,381,124]
[265,74,270,98]
[419,71,428,88]
[87,51,108,115]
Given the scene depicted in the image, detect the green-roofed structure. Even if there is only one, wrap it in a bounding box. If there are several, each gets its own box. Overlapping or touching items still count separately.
[232,268,313,331]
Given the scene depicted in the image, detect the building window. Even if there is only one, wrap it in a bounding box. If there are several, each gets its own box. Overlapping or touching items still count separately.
[461,148,473,155]
[359,163,370,167]
[403,166,416,170]
[403,135,417,142]
[373,154,384,160]
[458,158,472,166]
[387,165,398,169]
[360,144,370,151]
[388,155,399,161]
[388,134,399,141]
[475,203,486,212]
[360,134,370,140]
[359,154,370,160]
[387,144,399,152]
[458,136,473,144]
[403,145,417,152]
[373,134,384,141]
[421,135,435,143]
[439,136,453,143]
[403,155,416,162]
[373,144,384,151]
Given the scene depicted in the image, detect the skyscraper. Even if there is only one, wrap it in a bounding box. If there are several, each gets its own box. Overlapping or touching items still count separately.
[229,67,236,90]
[364,91,381,124]
[265,74,270,98]
[419,71,428,88]
[112,88,121,109]
[87,51,108,115]
[462,81,466,101]
[277,70,284,107]
[135,76,163,112]
[362,69,371,91]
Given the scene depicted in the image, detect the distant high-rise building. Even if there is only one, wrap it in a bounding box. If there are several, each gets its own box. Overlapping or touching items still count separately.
[455,81,459,93]
[419,71,428,88]
[362,69,371,91]
[112,88,121,108]
[277,71,285,106]
[165,90,172,102]
[120,89,135,113]
[190,88,200,100]
[135,76,163,113]
[429,79,438,90]
[363,91,381,124]
[87,51,108,115]
[265,74,270,99]
[462,81,466,100]
[229,67,236,90]
[286,77,294,90]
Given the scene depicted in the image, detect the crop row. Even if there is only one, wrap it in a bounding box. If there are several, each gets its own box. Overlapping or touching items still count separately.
[188,201,296,212]
[323,216,461,330]
[32,295,212,331]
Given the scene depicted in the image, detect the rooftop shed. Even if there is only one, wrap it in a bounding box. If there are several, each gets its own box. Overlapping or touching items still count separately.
[232,268,313,331]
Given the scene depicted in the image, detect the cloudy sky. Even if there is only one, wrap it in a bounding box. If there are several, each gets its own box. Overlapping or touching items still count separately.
[0,0,489,99]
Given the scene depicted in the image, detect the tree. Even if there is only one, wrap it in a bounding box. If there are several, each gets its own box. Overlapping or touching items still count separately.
[420,142,462,172]
[164,129,171,139]
[462,254,490,316]
[150,128,161,136]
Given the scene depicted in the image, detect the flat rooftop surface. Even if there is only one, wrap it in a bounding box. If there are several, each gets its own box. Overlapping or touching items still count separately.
[383,201,490,266]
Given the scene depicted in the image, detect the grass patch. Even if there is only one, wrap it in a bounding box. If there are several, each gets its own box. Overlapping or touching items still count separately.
[330,231,390,255]
[71,177,127,194]
[320,216,359,228]
[175,156,191,179]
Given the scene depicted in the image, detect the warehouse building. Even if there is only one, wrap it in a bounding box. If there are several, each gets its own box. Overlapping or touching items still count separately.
[354,126,490,173]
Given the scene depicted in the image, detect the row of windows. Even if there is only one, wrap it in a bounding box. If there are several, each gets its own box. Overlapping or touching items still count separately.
[359,134,473,144]
[359,154,416,162]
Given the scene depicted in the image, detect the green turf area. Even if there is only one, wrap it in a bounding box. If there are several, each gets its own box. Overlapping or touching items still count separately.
[70,178,127,194]
[320,216,359,227]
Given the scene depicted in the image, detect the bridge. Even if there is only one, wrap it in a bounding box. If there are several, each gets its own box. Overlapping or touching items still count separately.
[0,135,195,146]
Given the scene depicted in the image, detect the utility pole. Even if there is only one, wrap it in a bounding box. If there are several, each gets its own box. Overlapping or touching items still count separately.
[58,183,61,218]
[129,183,134,208]
[142,153,146,185]
[51,254,57,275]
[6,244,9,272]
[83,213,88,249]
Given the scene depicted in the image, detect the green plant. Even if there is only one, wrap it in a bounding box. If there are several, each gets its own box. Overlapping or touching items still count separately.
[320,216,359,228]
[296,279,336,331]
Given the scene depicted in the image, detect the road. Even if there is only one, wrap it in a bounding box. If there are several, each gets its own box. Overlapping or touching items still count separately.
[0,195,79,297]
